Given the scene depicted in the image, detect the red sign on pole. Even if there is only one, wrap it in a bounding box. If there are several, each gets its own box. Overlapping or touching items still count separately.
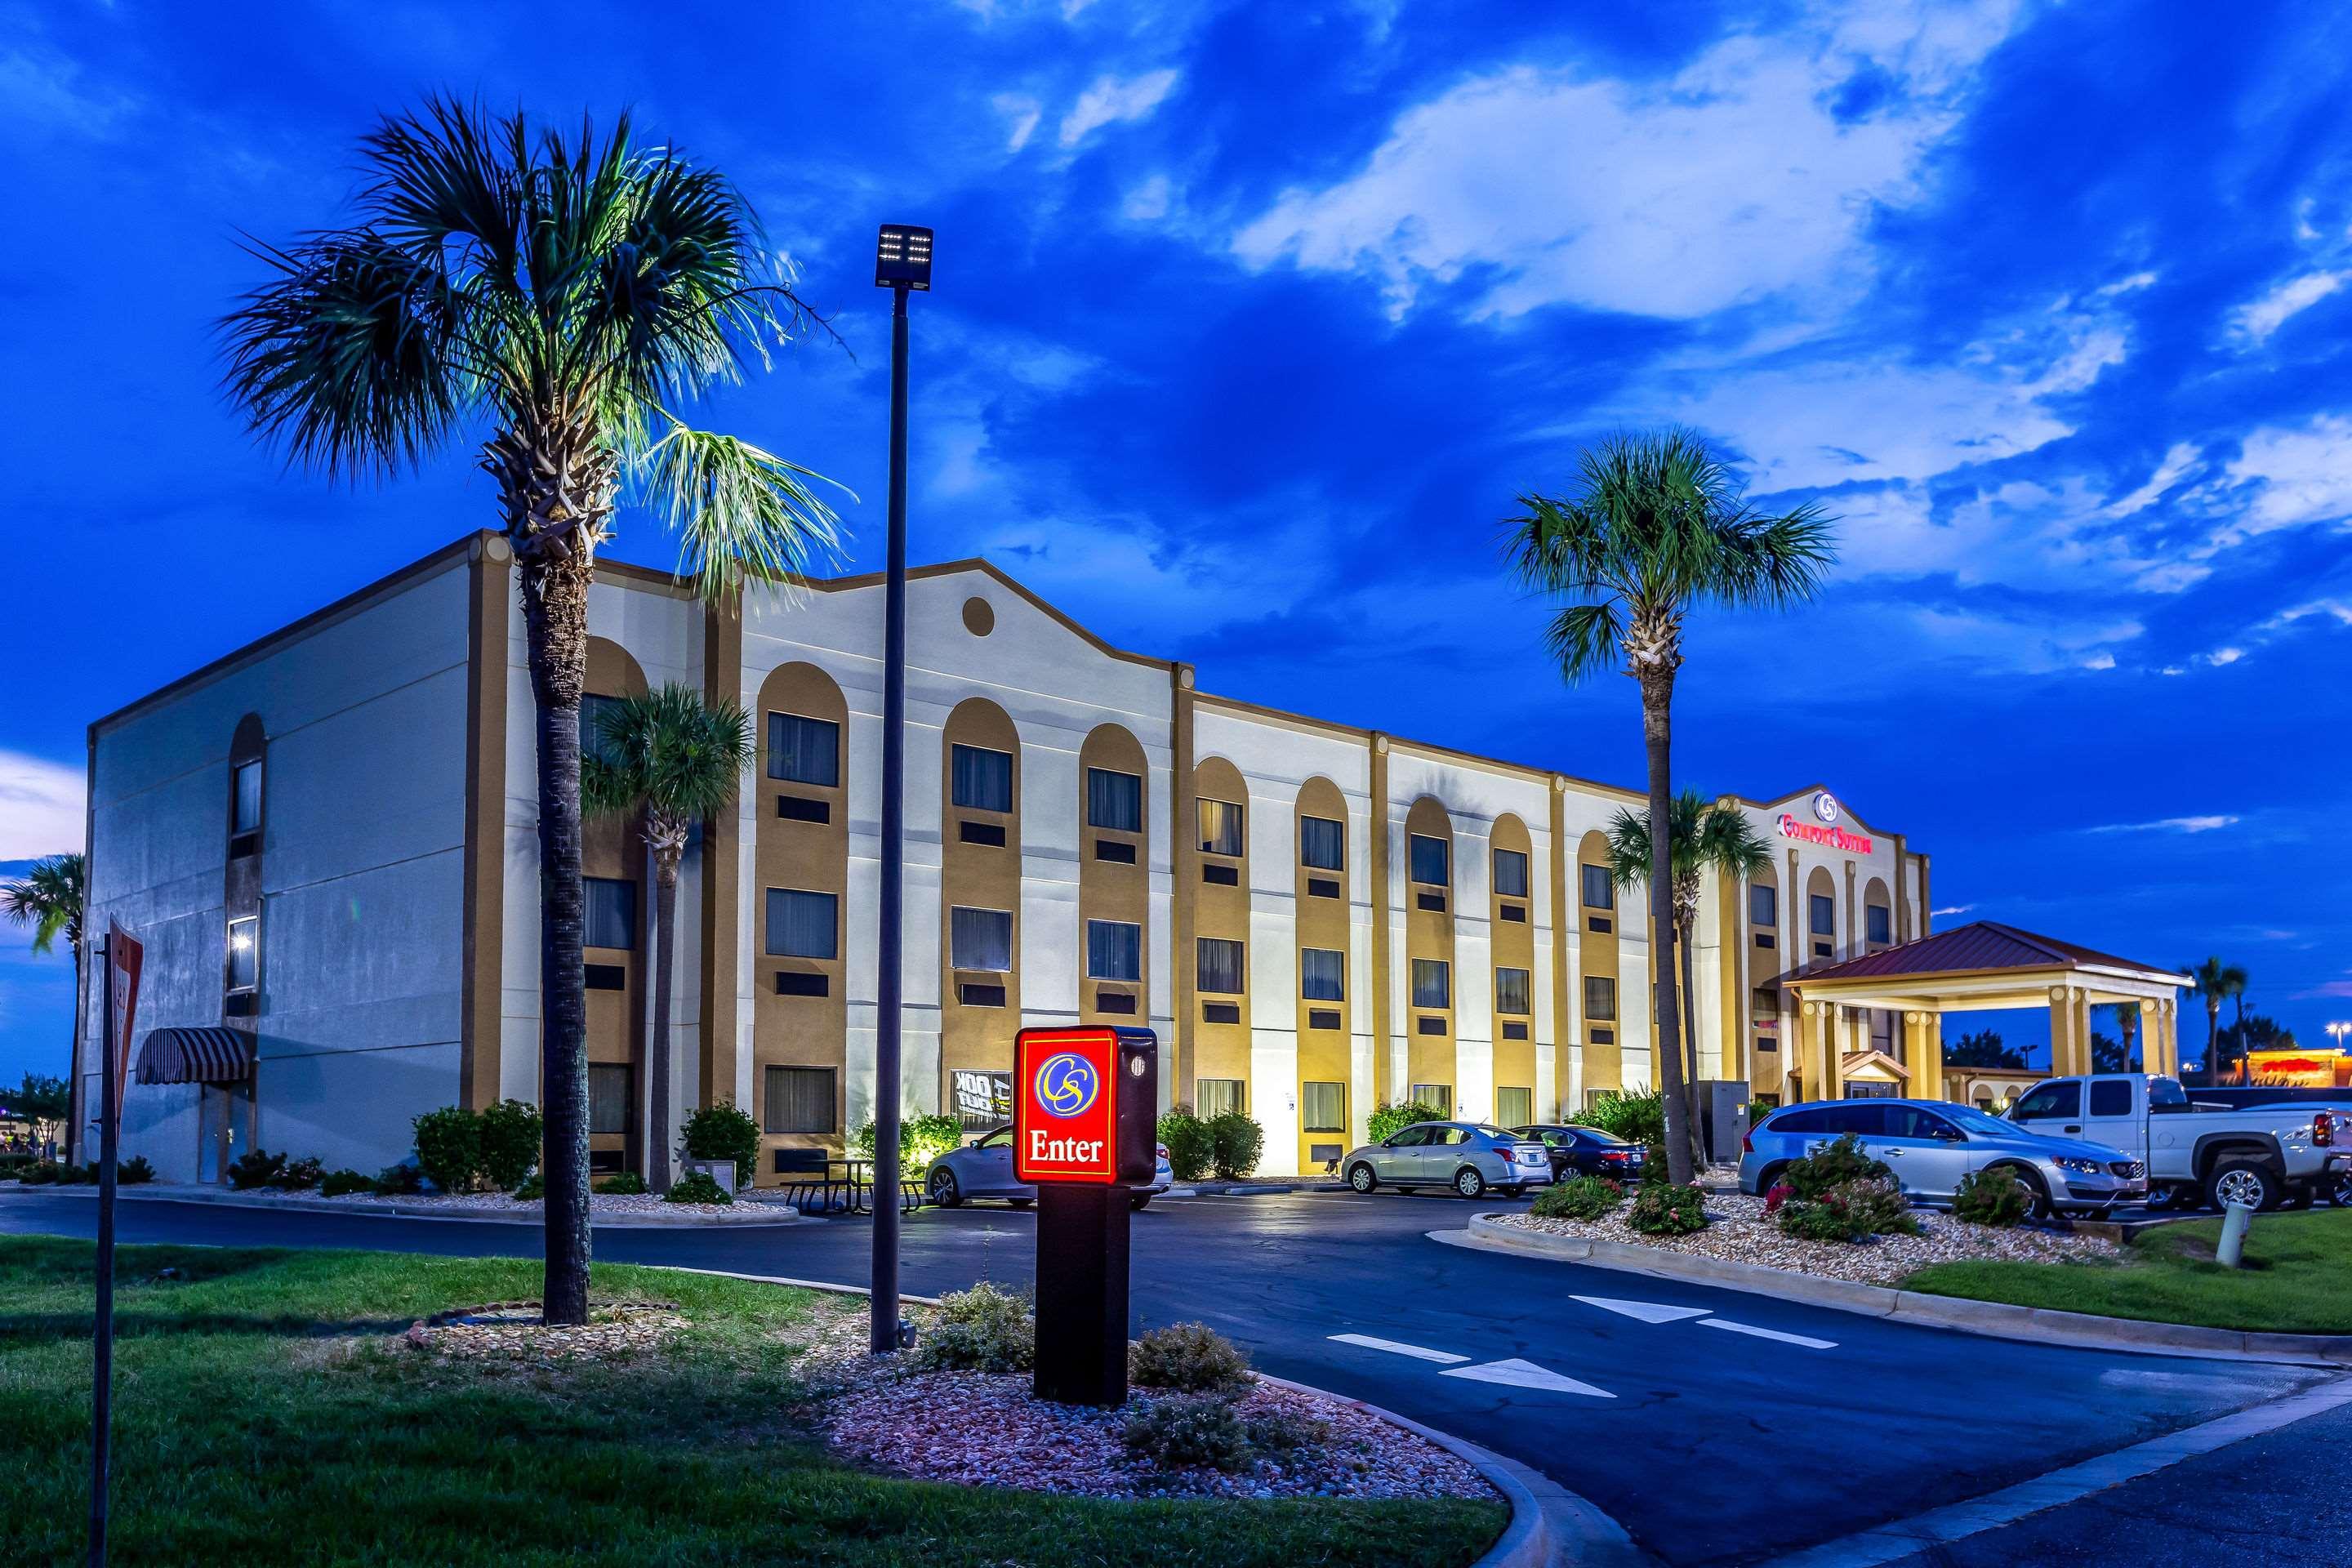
[105,920,143,1125]
[1013,1027,1120,1185]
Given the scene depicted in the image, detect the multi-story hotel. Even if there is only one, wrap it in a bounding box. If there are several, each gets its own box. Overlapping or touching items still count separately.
[77,532,1933,1184]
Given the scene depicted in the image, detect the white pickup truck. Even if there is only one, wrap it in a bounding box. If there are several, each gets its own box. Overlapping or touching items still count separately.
[2007,1073,2349,1211]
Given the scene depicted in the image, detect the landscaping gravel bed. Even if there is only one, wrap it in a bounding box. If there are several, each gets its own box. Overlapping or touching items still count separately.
[133,1184,797,1222]
[1493,1191,2118,1285]
[405,1300,689,1365]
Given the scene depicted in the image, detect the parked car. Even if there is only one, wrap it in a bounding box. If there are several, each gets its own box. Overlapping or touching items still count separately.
[1511,1124,1647,1183]
[1739,1098,2145,1218]
[1340,1122,1553,1199]
[924,1127,1174,1210]
[2007,1073,2349,1212]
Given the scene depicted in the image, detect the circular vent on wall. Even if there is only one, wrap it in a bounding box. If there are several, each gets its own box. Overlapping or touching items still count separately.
[962,597,995,636]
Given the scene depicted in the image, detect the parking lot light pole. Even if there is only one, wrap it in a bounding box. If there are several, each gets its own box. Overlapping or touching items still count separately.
[870,223,932,1355]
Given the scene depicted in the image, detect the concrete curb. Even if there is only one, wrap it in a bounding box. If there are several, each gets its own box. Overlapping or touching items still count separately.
[1457,1214,2352,1367]
[22,1183,804,1229]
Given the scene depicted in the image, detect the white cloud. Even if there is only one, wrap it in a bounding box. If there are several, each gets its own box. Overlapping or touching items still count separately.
[2227,415,2352,532]
[1903,603,2144,675]
[993,92,1042,153]
[1122,173,1174,221]
[0,751,85,861]
[2106,442,2201,516]
[1931,904,1974,917]
[2229,269,2346,345]
[2087,815,2241,835]
[1058,69,1179,148]
[1232,1,2023,321]
[2200,646,2243,666]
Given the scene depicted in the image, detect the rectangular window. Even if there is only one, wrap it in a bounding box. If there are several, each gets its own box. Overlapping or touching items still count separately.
[585,877,635,951]
[1411,958,1450,1009]
[1410,833,1449,887]
[765,889,838,960]
[1495,966,1531,1017]
[1300,947,1345,1002]
[1749,884,1776,928]
[1751,985,1780,1022]
[1867,904,1891,945]
[1199,797,1245,857]
[1810,893,1836,937]
[231,760,263,835]
[764,1065,838,1134]
[1301,1080,1346,1134]
[951,906,1013,972]
[587,1063,631,1136]
[1196,937,1245,995]
[767,711,840,787]
[1496,1086,1533,1128]
[580,693,626,767]
[1581,863,1615,910]
[1196,1079,1244,1119]
[1410,1083,1452,1118]
[1584,975,1616,1021]
[1299,814,1344,871]
[951,744,1013,812]
[1086,920,1142,982]
[1086,767,1143,832]
[1493,848,1529,899]
[225,915,258,993]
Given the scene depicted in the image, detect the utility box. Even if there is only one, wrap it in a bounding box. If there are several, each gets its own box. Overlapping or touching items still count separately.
[1698,1082,1753,1168]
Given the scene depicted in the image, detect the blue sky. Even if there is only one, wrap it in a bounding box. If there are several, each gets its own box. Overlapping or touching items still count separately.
[3,0,2350,1081]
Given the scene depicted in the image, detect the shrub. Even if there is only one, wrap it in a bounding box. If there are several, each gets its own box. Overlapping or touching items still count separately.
[1574,1090,1665,1150]
[1156,1109,1214,1183]
[318,1169,373,1198]
[1762,1180,1795,1216]
[225,1149,286,1191]
[1780,1133,1890,1201]
[118,1156,155,1185]
[19,1160,60,1186]
[1123,1393,1252,1472]
[664,1169,732,1205]
[476,1098,544,1191]
[1778,1176,1920,1243]
[0,1152,33,1174]
[851,1112,964,1170]
[1241,1405,1330,1460]
[54,1162,97,1186]
[1776,1192,1869,1242]
[1531,1174,1623,1221]
[679,1102,760,1179]
[269,1156,324,1192]
[411,1107,481,1193]
[1627,1182,1709,1236]
[1367,1100,1445,1144]
[595,1170,648,1195]
[1953,1165,2031,1227]
[1207,1111,1264,1180]
[372,1162,424,1196]
[512,1171,545,1201]
[915,1282,1034,1373]
[1129,1322,1253,1393]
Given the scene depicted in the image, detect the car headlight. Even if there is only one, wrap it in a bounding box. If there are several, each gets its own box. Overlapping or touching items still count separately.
[2054,1156,2103,1176]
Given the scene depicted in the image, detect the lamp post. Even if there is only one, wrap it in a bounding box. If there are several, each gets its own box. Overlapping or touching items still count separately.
[870,223,932,1355]
[2329,1021,2350,1055]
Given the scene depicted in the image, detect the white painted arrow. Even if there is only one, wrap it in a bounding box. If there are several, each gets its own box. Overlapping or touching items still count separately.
[1571,1294,1713,1325]
[1441,1358,1615,1398]
[1701,1318,1837,1350]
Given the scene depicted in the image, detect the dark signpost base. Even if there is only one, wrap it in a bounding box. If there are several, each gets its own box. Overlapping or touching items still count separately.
[1032,1183,1130,1407]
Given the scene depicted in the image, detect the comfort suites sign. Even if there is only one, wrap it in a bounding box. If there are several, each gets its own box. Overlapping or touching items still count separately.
[1777,791,1873,854]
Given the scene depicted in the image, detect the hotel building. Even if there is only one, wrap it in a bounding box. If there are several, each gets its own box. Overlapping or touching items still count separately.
[76,532,1932,1184]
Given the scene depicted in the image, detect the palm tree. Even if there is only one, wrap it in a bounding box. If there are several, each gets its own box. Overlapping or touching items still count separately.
[2105,1000,2140,1070]
[221,100,844,1323]
[1505,430,1834,1186]
[2186,956,2247,1080]
[1603,790,1771,1173]
[583,684,752,1192]
[3,854,87,1154]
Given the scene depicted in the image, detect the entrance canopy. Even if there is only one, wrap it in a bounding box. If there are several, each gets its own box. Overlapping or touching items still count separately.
[1776,921,2188,1103]
[135,1027,254,1086]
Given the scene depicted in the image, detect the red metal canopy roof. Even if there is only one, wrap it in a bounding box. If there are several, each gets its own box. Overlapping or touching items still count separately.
[1784,920,2183,988]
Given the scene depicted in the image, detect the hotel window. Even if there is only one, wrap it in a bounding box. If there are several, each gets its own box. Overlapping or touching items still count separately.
[951,906,1013,972]
[1867,904,1891,945]
[1410,833,1449,887]
[951,744,1013,813]
[1584,975,1617,1021]
[585,877,636,951]
[1492,848,1529,900]
[1198,798,1245,858]
[1301,1080,1346,1134]
[1495,966,1531,1017]
[1810,893,1836,938]
[1749,884,1776,927]
[1495,1086,1533,1128]
[1086,767,1143,832]
[765,889,838,960]
[1411,958,1450,1009]
[1299,814,1345,872]
[226,915,259,994]
[1751,986,1780,1022]
[1196,937,1245,996]
[1086,919,1142,982]
[587,1063,632,1136]
[1410,1083,1452,1118]
[1300,947,1345,1002]
[580,693,626,766]
[1196,1078,1244,1119]
[768,712,840,787]
[764,1065,838,1134]
[1581,863,1615,910]
[231,760,264,835]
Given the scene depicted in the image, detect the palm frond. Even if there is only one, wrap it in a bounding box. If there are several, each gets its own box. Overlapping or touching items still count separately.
[1543,603,1624,685]
[2,853,85,956]
[582,684,755,826]
[639,417,850,600]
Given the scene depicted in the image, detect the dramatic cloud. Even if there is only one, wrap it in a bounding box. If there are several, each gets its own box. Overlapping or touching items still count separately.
[1059,69,1180,148]
[0,751,84,861]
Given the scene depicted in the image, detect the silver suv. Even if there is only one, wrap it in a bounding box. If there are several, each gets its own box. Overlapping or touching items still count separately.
[1341,1122,1553,1199]
[1739,1098,2145,1218]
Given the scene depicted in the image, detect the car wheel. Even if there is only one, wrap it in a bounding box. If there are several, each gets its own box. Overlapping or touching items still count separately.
[1454,1166,1487,1200]
[1998,1165,2051,1220]
[2207,1160,2280,1213]
[1754,1163,1788,1196]
[926,1169,961,1209]
[1347,1162,1378,1194]
[1129,1193,1152,1212]
[1005,1196,1034,1209]
[2329,1172,2352,1209]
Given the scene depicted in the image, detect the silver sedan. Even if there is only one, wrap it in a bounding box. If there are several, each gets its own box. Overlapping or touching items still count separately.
[924,1125,1174,1211]
[1340,1121,1553,1199]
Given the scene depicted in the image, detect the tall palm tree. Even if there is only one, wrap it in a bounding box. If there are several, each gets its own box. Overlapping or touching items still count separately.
[2186,956,2247,1080]
[221,100,844,1323]
[1505,430,1834,1186]
[2105,1000,2140,1070]
[3,854,86,1156]
[583,684,752,1192]
[1603,791,1771,1172]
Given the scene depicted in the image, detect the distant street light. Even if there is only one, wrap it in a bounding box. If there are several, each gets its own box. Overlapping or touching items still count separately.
[870,223,932,1356]
[2328,1021,2350,1054]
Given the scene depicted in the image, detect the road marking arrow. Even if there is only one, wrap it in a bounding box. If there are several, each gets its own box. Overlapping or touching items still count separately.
[1329,1334,1469,1365]
[1441,1358,1615,1398]
[1700,1318,1837,1349]
[1571,1294,1713,1324]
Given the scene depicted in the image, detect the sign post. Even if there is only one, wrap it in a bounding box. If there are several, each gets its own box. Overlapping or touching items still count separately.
[89,919,141,1568]
[1011,1026,1158,1407]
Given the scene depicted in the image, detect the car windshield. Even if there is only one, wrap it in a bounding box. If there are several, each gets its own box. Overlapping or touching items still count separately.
[1940,1104,2020,1137]
[1470,1125,1520,1142]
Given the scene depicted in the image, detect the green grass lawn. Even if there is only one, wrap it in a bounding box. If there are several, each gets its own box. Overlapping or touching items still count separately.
[1904,1206,2352,1334]
[0,1236,1503,1567]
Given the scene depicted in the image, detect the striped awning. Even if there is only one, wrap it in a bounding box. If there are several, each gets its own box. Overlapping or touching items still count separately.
[135,1027,254,1085]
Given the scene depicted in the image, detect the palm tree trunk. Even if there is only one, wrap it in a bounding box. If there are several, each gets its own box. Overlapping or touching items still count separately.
[648,849,680,1193]
[1676,920,1708,1172]
[1639,675,1691,1187]
[66,942,85,1165]
[2206,1000,2221,1082]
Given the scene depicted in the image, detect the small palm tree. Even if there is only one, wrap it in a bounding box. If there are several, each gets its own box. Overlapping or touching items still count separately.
[2187,956,2247,1080]
[1506,430,1834,1186]
[2105,1000,2140,1070]
[583,685,753,1192]
[1603,791,1771,1173]
[3,853,87,1149]
[221,100,844,1324]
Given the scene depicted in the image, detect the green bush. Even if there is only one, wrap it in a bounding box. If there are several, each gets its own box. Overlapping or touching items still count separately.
[1207,1111,1264,1180]
[1241,1405,1330,1460]
[371,1162,424,1196]
[1953,1165,2030,1227]
[318,1169,373,1198]
[1129,1322,1252,1393]
[915,1282,1034,1373]
[268,1156,324,1192]
[595,1170,648,1195]
[411,1107,480,1193]
[851,1112,964,1170]
[117,1156,156,1186]
[1123,1393,1253,1472]
[1367,1100,1445,1144]
[476,1098,544,1191]
[54,1162,97,1186]
[512,1172,545,1201]
[0,1152,37,1175]
[1530,1174,1623,1221]
[663,1169,732,1205]
[1573,1090,1665,1150]
[18,1160,60,1186]
[679,1102,760,1178]
[1780,1133,1891,1200]
[1778,1176,1920,1243]
[1156,1110,1214,1183]
[1627,1182,1709,1236]
[225,1150,286,1192]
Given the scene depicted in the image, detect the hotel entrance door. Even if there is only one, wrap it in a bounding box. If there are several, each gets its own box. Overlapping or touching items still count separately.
[197,1080,256,1183]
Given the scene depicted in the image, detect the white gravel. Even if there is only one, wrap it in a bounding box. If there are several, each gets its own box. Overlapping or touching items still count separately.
[231,1187,793,1222]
